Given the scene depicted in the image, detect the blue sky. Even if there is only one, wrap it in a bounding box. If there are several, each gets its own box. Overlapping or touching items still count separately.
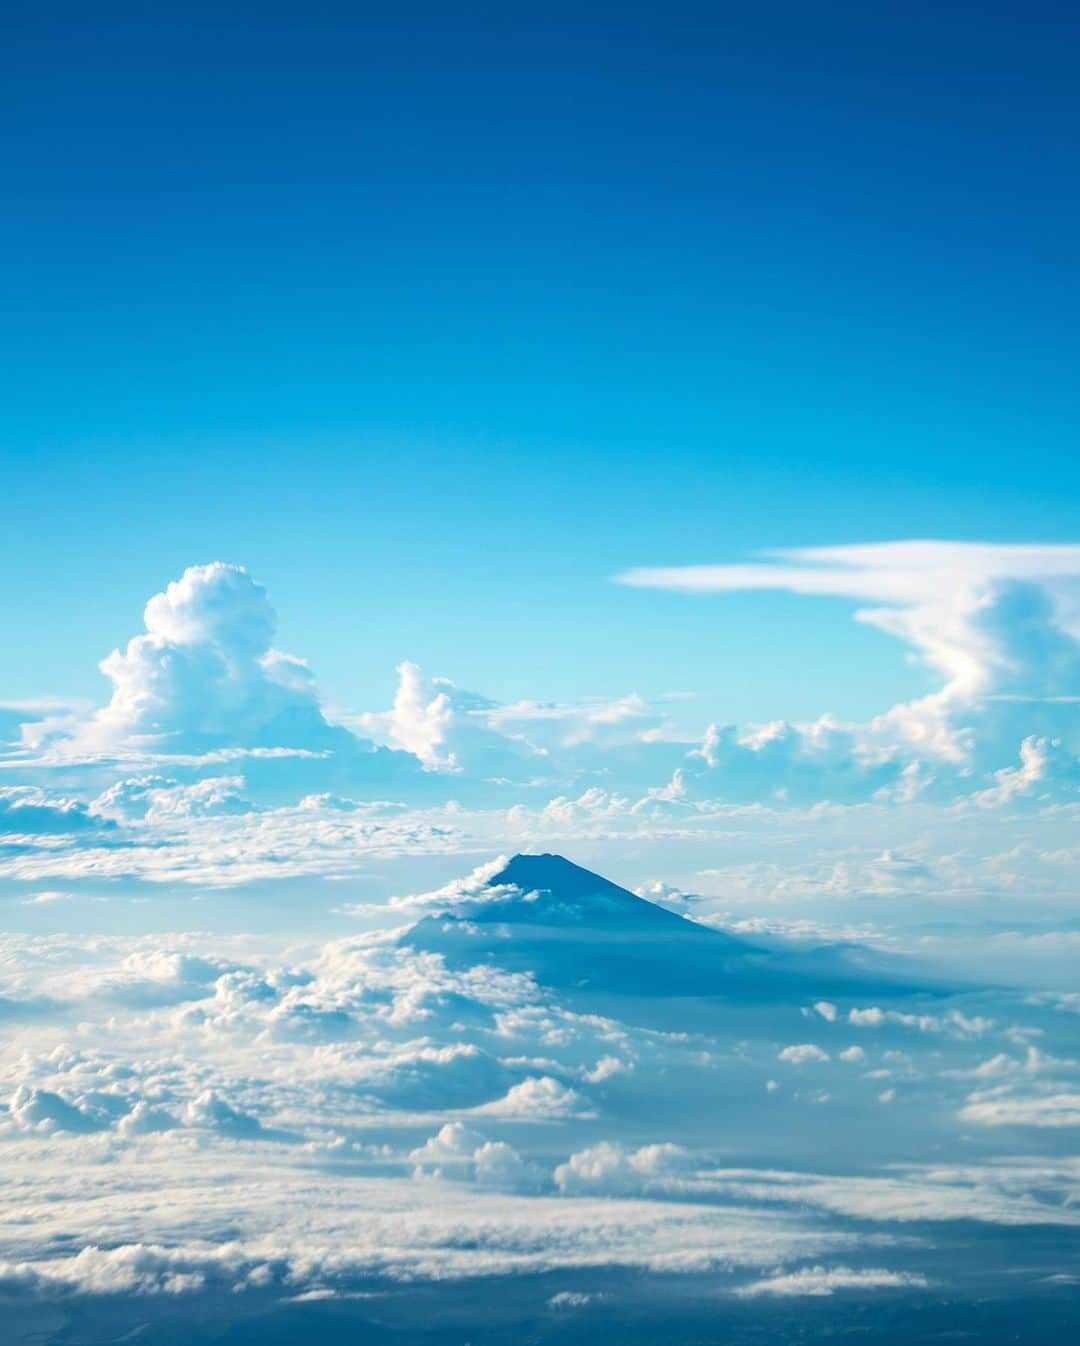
[4,2,1080,728]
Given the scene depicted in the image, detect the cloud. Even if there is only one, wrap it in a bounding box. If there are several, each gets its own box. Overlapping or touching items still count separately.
[778,1044,830,1065]
[90,775,251,823]
[475,1076,587,1119]
[409,1123,533,1189]
[618,542,1080,804]
[617,541,1080,699]
[0,794,465,887]
[21,890,73,905]
[1,855,1078,1322]
[0,1243,213,1297]
[87,563,333,750]
[554,1142,692,1195]
[734,1264,930,1297]
[7,1086,110,1135]
[547,1290,595,1308]
[0,786,105,835]
[357,663,678,783]
[22,563,412,791]
[958,1089,1080,1127]
[847,1008,993,1036]
[183,1090,264,1137]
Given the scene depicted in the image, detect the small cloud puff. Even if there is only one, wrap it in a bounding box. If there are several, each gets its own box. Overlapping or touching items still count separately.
[778,1044,830,1066]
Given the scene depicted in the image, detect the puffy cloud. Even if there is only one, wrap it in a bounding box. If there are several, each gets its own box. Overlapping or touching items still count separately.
[554,1141,691,1195]
[475,1076,587,1119]
[90,775,250,823]
[88,564,327,749]
[778,1044,830,1066]
[183,1090,263,1137]
[358,664,678,784]
[22,563,403,786]
[410,1121,487,1169]
[117,1100,179,1137]
[0,1243,213,1297]
[7,1085,110,1135]
[409,1123,532,1189]
[972,735,1080,807]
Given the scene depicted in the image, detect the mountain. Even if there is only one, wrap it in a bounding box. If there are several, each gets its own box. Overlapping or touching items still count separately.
[403,853,927,1000]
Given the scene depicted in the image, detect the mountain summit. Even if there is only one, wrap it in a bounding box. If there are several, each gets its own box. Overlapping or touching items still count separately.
[463,853,741,937]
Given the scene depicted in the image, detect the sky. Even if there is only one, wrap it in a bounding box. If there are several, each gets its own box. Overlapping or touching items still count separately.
[4,1,1080,726]
[2,6,1080,1342]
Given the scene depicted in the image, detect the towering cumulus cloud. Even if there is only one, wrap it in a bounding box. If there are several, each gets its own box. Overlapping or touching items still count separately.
[85,563,334,751]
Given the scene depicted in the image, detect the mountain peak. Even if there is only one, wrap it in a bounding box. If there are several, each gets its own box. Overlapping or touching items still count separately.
[493,852,628,896]
[481,852,689,930]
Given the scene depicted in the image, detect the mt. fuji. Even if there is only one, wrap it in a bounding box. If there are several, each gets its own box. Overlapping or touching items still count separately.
[404,852,930,1000]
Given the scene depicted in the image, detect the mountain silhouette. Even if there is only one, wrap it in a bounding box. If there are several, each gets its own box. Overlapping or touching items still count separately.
[403,853,925,1000]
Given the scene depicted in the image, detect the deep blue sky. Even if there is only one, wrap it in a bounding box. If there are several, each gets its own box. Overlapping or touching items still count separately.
[4,2,1079,726]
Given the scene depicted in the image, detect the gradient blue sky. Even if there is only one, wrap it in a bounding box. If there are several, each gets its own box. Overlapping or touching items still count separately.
[4,2,1079,728]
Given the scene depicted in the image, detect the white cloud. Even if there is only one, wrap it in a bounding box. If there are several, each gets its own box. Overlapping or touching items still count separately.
[21,890,72,905]
[617,542,1080,804]
[475,1076,587,1120]
[86,563,337,752]
[958,1089,1080,1127]
[778,1044,830,1065]
[0,786,103,835]
[734,1264,929,1297]
[357,664,677,780]
[554,1141,691,1195]
[90,775,251,823]
[547,1290,595,1308]
[847,1008,993,1036]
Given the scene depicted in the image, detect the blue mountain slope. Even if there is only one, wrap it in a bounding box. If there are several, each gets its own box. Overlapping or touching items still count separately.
[403,853,928,999]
